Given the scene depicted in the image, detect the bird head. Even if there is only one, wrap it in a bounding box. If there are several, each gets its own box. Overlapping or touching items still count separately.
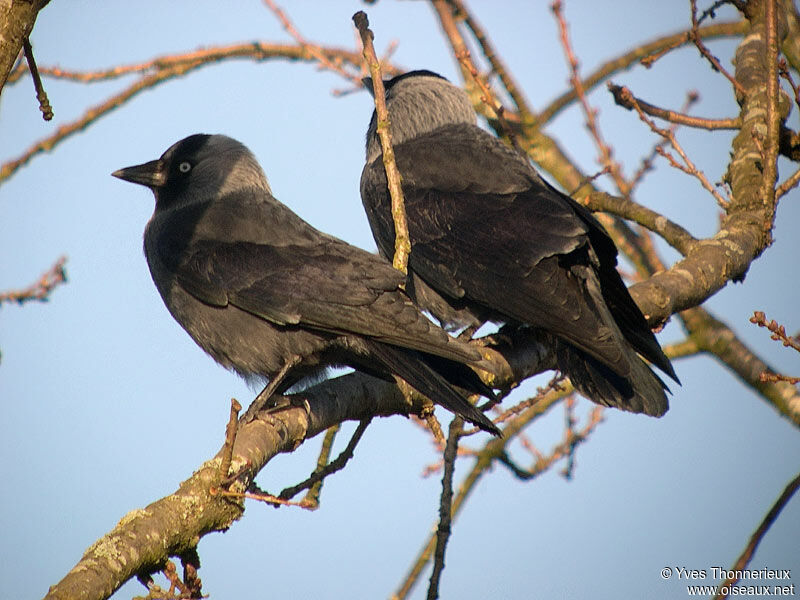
[113,134,270,210]
[364,69,477,162]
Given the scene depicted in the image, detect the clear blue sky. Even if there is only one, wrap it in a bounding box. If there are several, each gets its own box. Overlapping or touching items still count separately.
[1,2,798,599]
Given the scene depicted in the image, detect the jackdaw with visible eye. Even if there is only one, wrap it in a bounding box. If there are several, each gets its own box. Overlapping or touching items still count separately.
[360,70,679,417]
[112,133,500,434]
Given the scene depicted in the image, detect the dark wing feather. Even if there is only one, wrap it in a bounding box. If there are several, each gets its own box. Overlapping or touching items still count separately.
[362,135,626,374]
[362,340,500,435]
[152,195,482,365]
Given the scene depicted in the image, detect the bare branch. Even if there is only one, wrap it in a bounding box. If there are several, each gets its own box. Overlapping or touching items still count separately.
[776,165,800,198]
[612,83,731,208]
[443,0,532,116]
[552,0,630,196]
[0,256,67,306]
[586,191,698,255]
[608,82,740,130]
[681,307,800,427]
[1,42,386,185]
[394,388,569,599]
[263,0,364,86]
[279,419,372,504]
[427,417,464,600]
[750,311,800,353]
[22,37,52,120]
[353,11,411,276]
[712,470,800,599]
[690,0,747,96]
[0,0,50,93]
[539,20,748,125]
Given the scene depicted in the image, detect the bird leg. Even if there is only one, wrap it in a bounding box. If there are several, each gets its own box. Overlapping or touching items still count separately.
[240,355,302,423]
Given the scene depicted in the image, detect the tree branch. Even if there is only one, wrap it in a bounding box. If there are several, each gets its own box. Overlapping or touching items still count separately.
[353,11,411,276]
[608,82,740,130]
[680,306,800,427]
[393,387,571,599]
[713,470,800,599]
[1,42,388,185]
[538,20,749,126]
[624,3,789,325]
[426,417,463,600]
[0,0,50,94]
[44,328,554,599]
[0,255,66,306]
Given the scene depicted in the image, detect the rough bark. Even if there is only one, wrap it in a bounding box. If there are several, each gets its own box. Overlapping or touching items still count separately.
[0,0,50,94]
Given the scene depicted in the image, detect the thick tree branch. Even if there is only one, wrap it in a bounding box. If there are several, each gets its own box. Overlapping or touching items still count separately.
[44,333,553,600]
[624,3,789,325]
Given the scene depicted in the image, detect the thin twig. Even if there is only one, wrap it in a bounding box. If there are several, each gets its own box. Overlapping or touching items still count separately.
[394,388,570,599]
[697,0,744,26]
[22,38,53,121]
[750,311,800,353]
[285,423,340,504]
[608,83,740,130]
[778,57,800,115]
[628,90,701,194]
[494,374,567,425]
[262,0,363,86]
[353,11,411,276]
[551,0,630,196]
[497,405,604,481]
[427,417,463,600]
[455,50,520,151]
[7,42,377,85]
[219,398,242,480]
[210,487,316,510]
[0,256,67,305]
[690,0,747,96]
[540,20,748,125]
[776,166,800,198]
[279,419,371,503]
[760,372,800,384]
[1,42,388,185]
[444,0,532,116]
[712,470,800,600]
[614,84,731,208]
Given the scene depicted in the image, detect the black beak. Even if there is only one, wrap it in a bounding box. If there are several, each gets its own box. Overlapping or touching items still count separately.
[112,159,165,189]
[361,76,375,97]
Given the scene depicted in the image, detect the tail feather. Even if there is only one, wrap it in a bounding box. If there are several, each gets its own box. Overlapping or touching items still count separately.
[364,340,501,435]
[598,261,680,384]
[556,341,669,417]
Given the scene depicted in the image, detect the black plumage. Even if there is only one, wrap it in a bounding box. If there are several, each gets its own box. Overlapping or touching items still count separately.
[113,133,500,434]
[360,71,679,416]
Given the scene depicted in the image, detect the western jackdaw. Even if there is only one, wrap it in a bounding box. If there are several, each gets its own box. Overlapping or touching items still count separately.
[112,133,500,434]
[360,70,679,417]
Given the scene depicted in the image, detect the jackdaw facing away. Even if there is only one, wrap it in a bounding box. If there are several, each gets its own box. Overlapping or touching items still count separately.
[112,133,500,434]
[360,70,679,417]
